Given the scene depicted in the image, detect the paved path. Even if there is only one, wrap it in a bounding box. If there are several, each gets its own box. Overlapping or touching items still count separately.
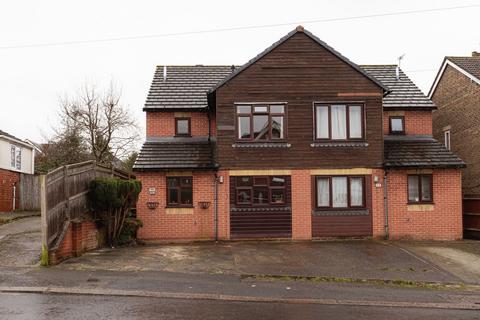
[0,217,41,267]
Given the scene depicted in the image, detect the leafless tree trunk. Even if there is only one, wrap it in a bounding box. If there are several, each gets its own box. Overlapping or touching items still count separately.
[60,82,139,165]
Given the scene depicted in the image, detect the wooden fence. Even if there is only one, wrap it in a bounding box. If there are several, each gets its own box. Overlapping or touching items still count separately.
[18,173,40,211]
[463,198,480,239]
[40,161,134,253]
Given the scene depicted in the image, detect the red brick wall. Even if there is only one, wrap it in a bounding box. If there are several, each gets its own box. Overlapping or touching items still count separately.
[291,170,312,240]
[383,111,432,135]
[136,171,216,240]
[146,112,215,137]
[371,169,386,238]
[0,168,20,212]
[386,169,462,240]
[49,220,101,265]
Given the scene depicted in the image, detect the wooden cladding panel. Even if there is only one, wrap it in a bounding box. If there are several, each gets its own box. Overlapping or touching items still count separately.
[229,176,292,238]
[216,32,383,169]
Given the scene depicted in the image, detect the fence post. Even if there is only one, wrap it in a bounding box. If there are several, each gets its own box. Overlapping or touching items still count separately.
[64,166,70,219]
[40,175,49,266]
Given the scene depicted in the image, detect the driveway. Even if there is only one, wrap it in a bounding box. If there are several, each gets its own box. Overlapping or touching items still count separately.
[0,216,41,267]
[58,240,467,284]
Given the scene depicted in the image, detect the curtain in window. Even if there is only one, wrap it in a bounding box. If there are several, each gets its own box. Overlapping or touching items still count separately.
[316,178,329,207]
[349,106,362,138]
[332,177,348,207]
[350,178,363,206]
[421,176,432,201]
[316,106,329,139]
[408,176,419,202]
[331,105,346,139]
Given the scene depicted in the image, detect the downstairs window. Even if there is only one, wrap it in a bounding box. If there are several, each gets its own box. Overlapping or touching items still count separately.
[315,176,365,209]
[167,177,193,207]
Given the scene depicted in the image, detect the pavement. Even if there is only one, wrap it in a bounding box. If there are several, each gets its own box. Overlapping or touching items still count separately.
[0,211,40,225]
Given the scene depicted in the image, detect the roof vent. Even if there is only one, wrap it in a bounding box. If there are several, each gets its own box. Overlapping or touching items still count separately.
[396,54,405,81]
[231,65,235,72]
[163,66,167,82]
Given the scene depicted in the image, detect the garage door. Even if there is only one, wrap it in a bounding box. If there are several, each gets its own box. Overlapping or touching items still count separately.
[230,175,291,238]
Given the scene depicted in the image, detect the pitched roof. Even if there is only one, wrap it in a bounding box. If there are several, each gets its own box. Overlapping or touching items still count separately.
[210,26,389,93]
[361,65,436,110]
[447,56,480,80]
[144,65,233,111]
[384,135,465,169]
[133,137,217,171]
[429,56,480,98]
[0,129,24,143]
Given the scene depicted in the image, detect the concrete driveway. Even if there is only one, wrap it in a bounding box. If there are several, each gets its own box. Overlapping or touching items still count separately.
[0,216,41,267]
[57,240,473,284]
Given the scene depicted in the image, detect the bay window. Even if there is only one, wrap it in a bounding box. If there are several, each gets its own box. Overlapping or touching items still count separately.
[315,176,365,209]
[236,104,286,141]
[314,104,364,140]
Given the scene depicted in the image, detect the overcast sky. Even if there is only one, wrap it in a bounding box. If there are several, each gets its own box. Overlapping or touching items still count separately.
[1,0,479,143]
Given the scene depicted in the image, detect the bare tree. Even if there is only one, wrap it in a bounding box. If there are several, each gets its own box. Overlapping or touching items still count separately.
[60,82,139,164]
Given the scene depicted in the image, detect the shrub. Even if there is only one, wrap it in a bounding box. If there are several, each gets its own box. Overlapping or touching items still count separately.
[118,217,143,245]
[88,178,142,246]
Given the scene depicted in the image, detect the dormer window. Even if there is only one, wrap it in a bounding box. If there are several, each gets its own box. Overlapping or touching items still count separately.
[389,116,405,135]
[175,118,191,136]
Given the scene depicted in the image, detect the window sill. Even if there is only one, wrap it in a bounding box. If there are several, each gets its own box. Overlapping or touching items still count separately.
[310,142,368,148]
[165,207,194,215]
[232,142,291,148]
[407,204,435,212]
[165,205,194,209]
[312,209,369,216]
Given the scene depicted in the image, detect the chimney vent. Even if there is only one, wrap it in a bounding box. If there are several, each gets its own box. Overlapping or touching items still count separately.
[231,65,235,72]
[472,51,480,57]
[163,66,167,82]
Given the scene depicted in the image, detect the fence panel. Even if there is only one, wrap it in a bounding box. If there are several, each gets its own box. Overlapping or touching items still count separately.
[18,174,40,211]
[463,198,480,239]
[41,160,134,249]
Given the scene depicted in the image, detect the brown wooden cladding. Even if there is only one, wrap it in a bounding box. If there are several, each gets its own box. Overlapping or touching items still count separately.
[230,176,292,238]
[215,32,384,169]
[312,176,373,237]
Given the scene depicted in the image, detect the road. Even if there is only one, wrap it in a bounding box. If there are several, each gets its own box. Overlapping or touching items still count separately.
[1,292,479,320]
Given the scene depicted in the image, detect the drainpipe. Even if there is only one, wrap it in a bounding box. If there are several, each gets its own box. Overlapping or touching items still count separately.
[214,173,219,241]
[12,184,16,211]
[383,171,389,239]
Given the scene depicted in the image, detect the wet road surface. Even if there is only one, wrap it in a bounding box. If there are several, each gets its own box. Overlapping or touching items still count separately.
[0,292,479,320]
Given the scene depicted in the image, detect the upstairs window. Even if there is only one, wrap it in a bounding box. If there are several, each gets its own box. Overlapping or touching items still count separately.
[167,177,193,207]
[236,104,286,141]
[444,130,451,150]
[175,118,191,136]
[408,175,432,203]
[314,104,364,140]
[389,116,405,135]
[10,145,21,170]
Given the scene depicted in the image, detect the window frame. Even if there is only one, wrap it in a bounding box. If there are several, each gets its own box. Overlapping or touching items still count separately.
[313,103,365,141]
[10,145,21,170]
[175,117,191,137]
[166,176,193,208]
[389,116,405,135]
[444,130,451,150]
[314,175,366,210]
[234,175,287,207]
[407,174,433,204]
[235,103,287,142]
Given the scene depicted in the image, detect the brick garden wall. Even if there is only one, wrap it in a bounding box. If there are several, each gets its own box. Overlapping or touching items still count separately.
[146,112,215,137]
[0,168,20,212]
[386,169,463,240]
[49,220,103,265]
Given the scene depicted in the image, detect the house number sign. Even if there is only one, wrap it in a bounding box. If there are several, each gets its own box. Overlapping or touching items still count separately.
[148,187,156,195]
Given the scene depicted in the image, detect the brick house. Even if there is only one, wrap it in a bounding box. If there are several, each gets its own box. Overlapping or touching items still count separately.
[133,26,465,241]
[429,52,480,198]
[0,130,35,212]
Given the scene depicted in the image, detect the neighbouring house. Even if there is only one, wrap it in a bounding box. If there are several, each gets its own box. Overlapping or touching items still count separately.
[0,130,35,212]
[133,26,465,241]
[429,52,480,198]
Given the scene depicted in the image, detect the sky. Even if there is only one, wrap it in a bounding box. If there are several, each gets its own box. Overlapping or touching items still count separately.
[0,0,479,144]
